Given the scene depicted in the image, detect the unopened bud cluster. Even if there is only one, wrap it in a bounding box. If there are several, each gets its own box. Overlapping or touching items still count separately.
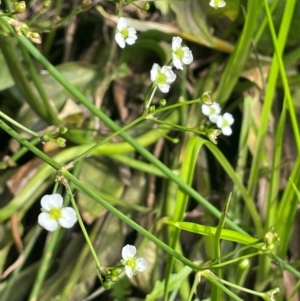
[40,127,68,148]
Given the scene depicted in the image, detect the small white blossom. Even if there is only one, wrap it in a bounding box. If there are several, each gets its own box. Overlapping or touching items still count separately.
[201,102,221,123]
[172,36,193,70]
[209,0,226,9]
[115,17,137,48]
[150,63,176,93]
[216,113,234,136]
[38,194,77,232]
[121,244,147,278]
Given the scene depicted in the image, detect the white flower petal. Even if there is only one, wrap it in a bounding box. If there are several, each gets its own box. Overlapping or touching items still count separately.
[201,104,211,116]
[182,47,193,64]
[223,112,234,125]
[126,36,137,45]
[161,66,176,83]
[209,115,218,123]
[158,83,170,93]
[115,32,125,48]
[172,36,182,50]
[172,54,183,70]
[117,17,127,30]
[150,63,160,81]
[122,244,137,260]
[136,257,147,272]
[221,126,232,136]
[125,266,134,278]
[41,194,63,211]
[38,212,58,231]
[59,207,77,228]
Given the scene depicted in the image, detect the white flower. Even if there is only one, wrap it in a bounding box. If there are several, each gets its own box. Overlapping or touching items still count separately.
[172,37,193,70]
[150,63,176,93]
[209,0,226,9]
[115,17,137,48]
[38,194,77,232]
[216,113,234,136]
[121,244,147,278]
[201,102,221,123]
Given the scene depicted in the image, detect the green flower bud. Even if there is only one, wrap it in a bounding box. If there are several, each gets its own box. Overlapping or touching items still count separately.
[159,99,167,107]
[264,231,279,245]
[43,0,51,8]
[27,32,42,44]
[143,3,150,11]
[149,105,156,113]
[111,267,122,276]
[81,0,92,11]
[103,280,111,290]
[201,91,213,104]
[21,22,29,32]
[56,137,66,147]
[59,126,68,134]
[110,275,119,282]
[207,129,221,144]
[238,259,249,270]
[13,1,26,14]
[41,134,52,143]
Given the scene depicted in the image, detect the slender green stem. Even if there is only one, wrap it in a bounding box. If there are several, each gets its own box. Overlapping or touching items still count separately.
[201,270,243,301]
[70,115,145,166]
[153,118,206,135]
[0,111,39,137]
[143,84,156,114]
[210,252,260,269]
[64,183,103,276]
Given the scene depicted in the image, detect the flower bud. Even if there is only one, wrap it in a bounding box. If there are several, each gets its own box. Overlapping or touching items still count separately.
[59,126,68,134]
[41,134,52,143]
[103,280,111,290]
[21,22,29,32]
[13,1,26,14]
[111,267,122,276]
[201,91,213,105]
[264,231,279,245]
[81,0,92,11]
[27,32,42,44]
[238,259,249,270]
[56,137,66,147]
[143,3,150,11]
[43,0,51,8]
[159,99,167,107]
[207,129,221,144]
[149,105,156,113]
[110,275,119,282]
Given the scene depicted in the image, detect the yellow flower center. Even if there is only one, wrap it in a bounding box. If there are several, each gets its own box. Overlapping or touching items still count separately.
[121,28,129,38]
[127,258,137,269]
[222,119,229,127]
[157,72,167,85]
[49,207,62,220]
[174,48,184,59]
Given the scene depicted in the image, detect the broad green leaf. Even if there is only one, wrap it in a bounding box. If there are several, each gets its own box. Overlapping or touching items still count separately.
[165,220,262,247]
[0,49,15,90]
